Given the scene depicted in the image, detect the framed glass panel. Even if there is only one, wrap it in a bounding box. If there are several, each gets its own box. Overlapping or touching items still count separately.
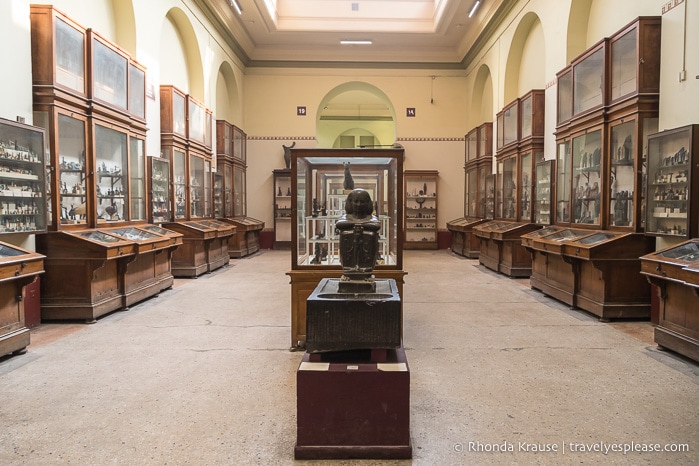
[233,165,245,217]
[609,120,635,227]
[187,97,209,145]
[466,168,478,217]
[233,126,246,162]
[128,63,146,119]
[501,157,517,220]
[55,17,85,93]
[556,141,571,223]
[224,164,233,217]
[173,149,186,219]
[573,46,605,115]
[478,123,491,159]
[466,129,477,162]
[572,129,602,225]
[189,154,205,218]
[520,152,532,220]
[95,124,128,222]
[496,113,504,150]
[173,91,186,137]
[214,172,223,217]
[58,113,87,225]
[204,160,212,217]
[91,36,128,110]
[129,136,145,221]
[484,173,495,220]
[521,95,533,139]
[557,69,573,124]
[150,155,170,223]
[610,26,637,101]
[535,160,553,225]
[503,101,519,147]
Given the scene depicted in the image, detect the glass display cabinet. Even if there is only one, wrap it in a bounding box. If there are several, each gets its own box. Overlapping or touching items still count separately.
[556,67,573,126]
[404,170,438,249]
[88,30,128,112]
[0,241,45,358]
[571,127,603,226]
[148,156,171,223]
[646,125,699,239]
[0,118,48,234]
[215,120,264,257]
[273,168,292,249]
[641,239,699,362]
[287,147,406,349]
[448,123,491,258]
[496,99,519,152]
[572,39,607,121]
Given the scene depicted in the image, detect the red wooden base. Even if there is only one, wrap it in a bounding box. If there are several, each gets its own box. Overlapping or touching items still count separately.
[295,347,412,460]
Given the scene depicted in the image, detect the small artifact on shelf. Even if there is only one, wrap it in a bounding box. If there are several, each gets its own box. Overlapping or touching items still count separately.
[342,161,354,190]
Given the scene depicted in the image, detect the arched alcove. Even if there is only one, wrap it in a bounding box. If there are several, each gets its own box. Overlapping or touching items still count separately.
[566,0,593,62]
[215,61,240,123]
[503,12,545,103]
[159,8,204,99]
[471,64,494,127]
[112,0,137,56]
[316,82,397,148]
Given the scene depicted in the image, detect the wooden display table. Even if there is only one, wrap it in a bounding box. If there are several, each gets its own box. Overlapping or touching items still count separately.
[219,217,264,258]
[0,243,45,357]
[641,240,699,362]
[192,220,236,272]
[446,217,487,258]
[37,230,136,321]
[474,221,540,277]
[162,221,233,277]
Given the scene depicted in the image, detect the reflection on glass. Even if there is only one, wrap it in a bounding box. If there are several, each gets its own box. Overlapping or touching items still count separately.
[503,102,519,147]
[224,164,233,217]
[611,27,637,101]
[520,153,532,220]
[173,149,186,219]
[128,64,145,118]
[92,39,127,109]
[521,96,533,139]
[609,121,635,227]
[95,124,128,222]
[546,229,590,242]
[55,18,85,92]
[574,47,604,115]
[657,242,699,262]
[577,233,617,245]
[572,130,602,225]
[58,114,87,225]
[0,244,24,257]
[556,141,570,222]
[467,130,477,162]
[173,92,186,136]
[557,70,572,123]
[189,155,205,218]
[77,230,122,243]
[110,227,158,241]
[466,169,477,217]
[234,166,245,217]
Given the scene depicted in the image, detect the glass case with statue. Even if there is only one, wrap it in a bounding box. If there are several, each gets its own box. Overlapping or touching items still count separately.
[404,170,438,249]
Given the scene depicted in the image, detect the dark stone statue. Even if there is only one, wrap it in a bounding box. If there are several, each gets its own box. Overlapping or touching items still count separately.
[336,188,380,292]
[282,141,295,169]
[343,162,355,190]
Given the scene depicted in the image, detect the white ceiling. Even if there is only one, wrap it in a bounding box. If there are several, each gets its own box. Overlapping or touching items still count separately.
[196,0,513,67]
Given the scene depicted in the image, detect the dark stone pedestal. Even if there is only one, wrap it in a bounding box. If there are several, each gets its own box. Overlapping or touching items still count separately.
[306,278,401,353]
[295,347,412,460]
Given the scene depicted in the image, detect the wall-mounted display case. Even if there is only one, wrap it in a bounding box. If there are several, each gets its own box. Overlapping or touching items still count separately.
[641,239,699,362]
[88,30,128,113]
[404,170,438,249]
[287,147,406,349]
[496,99,519,152]
[0,242,45,357]
[273,168,292,249]
[572,39,607,120]
[645,125,698,238]
[0,118,48,234]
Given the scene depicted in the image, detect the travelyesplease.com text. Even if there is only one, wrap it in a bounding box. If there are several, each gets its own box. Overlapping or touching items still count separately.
[454,440,690,455]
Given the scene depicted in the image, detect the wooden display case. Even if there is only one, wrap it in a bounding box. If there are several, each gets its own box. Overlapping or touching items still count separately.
[448,123,491,258]
[38,230,136,321]
[404,170,438,249]
[288,147,406,349]
[641,240,699,362]
[0,118,48,234]
[102,225,183,307]
[646,125,699,238]
[160,221,217,277]
[0,242,45,357]
[273,168,292,249]
[191,219,235,271]
[215,120,263,257]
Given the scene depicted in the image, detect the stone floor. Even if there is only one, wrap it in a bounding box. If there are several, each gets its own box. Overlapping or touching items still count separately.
[1,249,697,465]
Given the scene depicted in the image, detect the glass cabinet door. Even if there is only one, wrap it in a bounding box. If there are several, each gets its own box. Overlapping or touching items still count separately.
[204,160,212,217]
[572,129,603,225]
[610,25,637,101]
[646,125,697,238]
[557,68,573,125]
[150,156,170,223]
[502,157,518,220]
[54,15,86,94]
[95,124,128,222]
[503,101,519,148]
[90,32,128,110]
[609,120,636,227]
[485,173,495,219]
[214,172,223,217]
[58,113,87,225]
[172,149,186,220]
[520,152,532,220]
[129,136,145,221]
[556,141,571,223]
[233,126,246,163]
[535,160,553,225]
[224,164,233,217]
[189,154,205,218]
[466,129,477,162]
[233,165,246,217]
[466,168,478,217]
[573,43,606,116]
[128,62,146,120]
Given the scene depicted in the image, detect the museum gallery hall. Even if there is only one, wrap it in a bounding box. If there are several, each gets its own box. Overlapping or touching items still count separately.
[0,0,697,464]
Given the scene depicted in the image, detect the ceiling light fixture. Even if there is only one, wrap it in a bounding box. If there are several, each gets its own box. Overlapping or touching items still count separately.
[468,0,481,18]
[229,0,242,15]
[340,40,373,45]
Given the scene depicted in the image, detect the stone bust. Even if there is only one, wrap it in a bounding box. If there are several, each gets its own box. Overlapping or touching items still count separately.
[336,188,381,288]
